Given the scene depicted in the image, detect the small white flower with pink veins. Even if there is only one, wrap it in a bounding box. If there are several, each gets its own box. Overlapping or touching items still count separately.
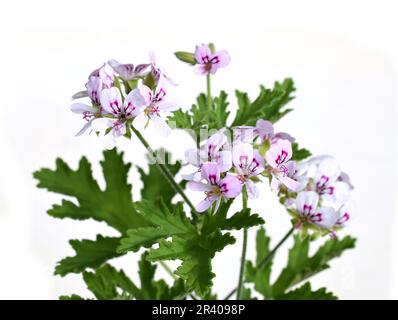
[232,142,265,198]
[255,119,295,144]
[91,87,146,149]
[188,162,242,212]
[312,158,350,203]
[265,139,300,192]
[137,76,180,136]
[108,59,150,81]
[194,44,231,75]
[182,130,232,181]
[295,191,351,234]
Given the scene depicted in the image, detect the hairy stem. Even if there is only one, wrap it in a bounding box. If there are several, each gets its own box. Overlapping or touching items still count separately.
[236,186,248,300]
[131,125,197,214]
[224,226,295,300]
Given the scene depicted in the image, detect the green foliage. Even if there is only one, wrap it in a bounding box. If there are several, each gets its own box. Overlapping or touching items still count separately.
[33,149,148,233]
[291,143,312,161]
[81,254,186,300]
[118,201,195,253]
[55,235,122,276]
[119,199,262,297]
[148,231,235,297]
[137,149,186,208]
[279,282,337,300]
[231,79,296,127]
[169,91,230,142]
[246,228,356,299]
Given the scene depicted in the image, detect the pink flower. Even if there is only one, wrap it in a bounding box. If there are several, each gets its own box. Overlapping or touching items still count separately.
[89,63,115,89]
[313,158,350,203]
[149,52,175,85]
[108,59,150,81]
[232,143,265,198]
[265,139,300,191]
[295,191,351,232]
[90,87,146,149]
[70,103,99,136]
[295,191,323,227]
[255,119,295,144]
[194,44,230,75]
[188,162,242,212]
[137,76,180,136]
[182,130,232,181]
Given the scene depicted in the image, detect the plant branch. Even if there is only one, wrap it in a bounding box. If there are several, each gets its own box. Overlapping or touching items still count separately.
[224,226,295,300]
[206,74,212,115]
[131,125,197,214]
[236,186,248,300]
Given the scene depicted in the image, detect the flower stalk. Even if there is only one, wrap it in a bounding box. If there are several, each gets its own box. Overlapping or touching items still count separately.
[236,186,248,299]
[131,125,197,214]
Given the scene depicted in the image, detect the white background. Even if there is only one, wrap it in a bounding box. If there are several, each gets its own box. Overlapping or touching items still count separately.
[0,0,397,299]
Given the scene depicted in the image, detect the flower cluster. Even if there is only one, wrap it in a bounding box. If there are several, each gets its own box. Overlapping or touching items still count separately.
[184,120,353,237]
[71,53,179,149]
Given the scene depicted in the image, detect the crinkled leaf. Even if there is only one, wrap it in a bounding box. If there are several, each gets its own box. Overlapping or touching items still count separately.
[278,282,337,300]
[118,201,195,253]
[55,235,122,276]
[148,231,236,297]
[247,229,355,299]
[231,78,295,127]
[202,206,264,235]
[272,235,356,296]
[34,149,149,233]
[169,91,230,142]
[83,264,140,300]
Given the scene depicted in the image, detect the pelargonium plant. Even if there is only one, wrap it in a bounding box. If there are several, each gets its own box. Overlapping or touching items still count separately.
[34,43,356,300]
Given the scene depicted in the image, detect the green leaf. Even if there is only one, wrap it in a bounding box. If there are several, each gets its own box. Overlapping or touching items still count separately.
[291,143,312,161]
[59,294,85,300]
[148,231,236,297]
[174,51,196,65]
[83,264,140,300]
[118,201,195,253]
[55,235,122,276]
[245,227,273,297]
[231,78,295,127]
[34,149,149,233]
[272,235,356,296]
[169,91,230,142]
[137,149,186,208]
[246,229,355,299]
[278,282,337,300]
[202,206,264,235]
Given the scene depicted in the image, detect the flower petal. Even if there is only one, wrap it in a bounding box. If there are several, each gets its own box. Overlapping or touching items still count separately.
[72,90,88,99]
[246,180,259,199]
[201,162,220,184]
[212,50,230,68]
[255,119,274,140]
[124,88,146,117]
[100,87,123,115]
[196,198,216,213]
[71,103,96,114]
[188,181,213,192]
[219,175,242,198]
[150,114,172,136]
[296,191,319,215]
[315,207,339,229]
[195,44,211,64]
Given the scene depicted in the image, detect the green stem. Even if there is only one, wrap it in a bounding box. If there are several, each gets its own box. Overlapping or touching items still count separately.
[257,226,295,269]
[224,226,295,300]
[206,74,212,115]
[131,125,197,214]
[236,187,248,300]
